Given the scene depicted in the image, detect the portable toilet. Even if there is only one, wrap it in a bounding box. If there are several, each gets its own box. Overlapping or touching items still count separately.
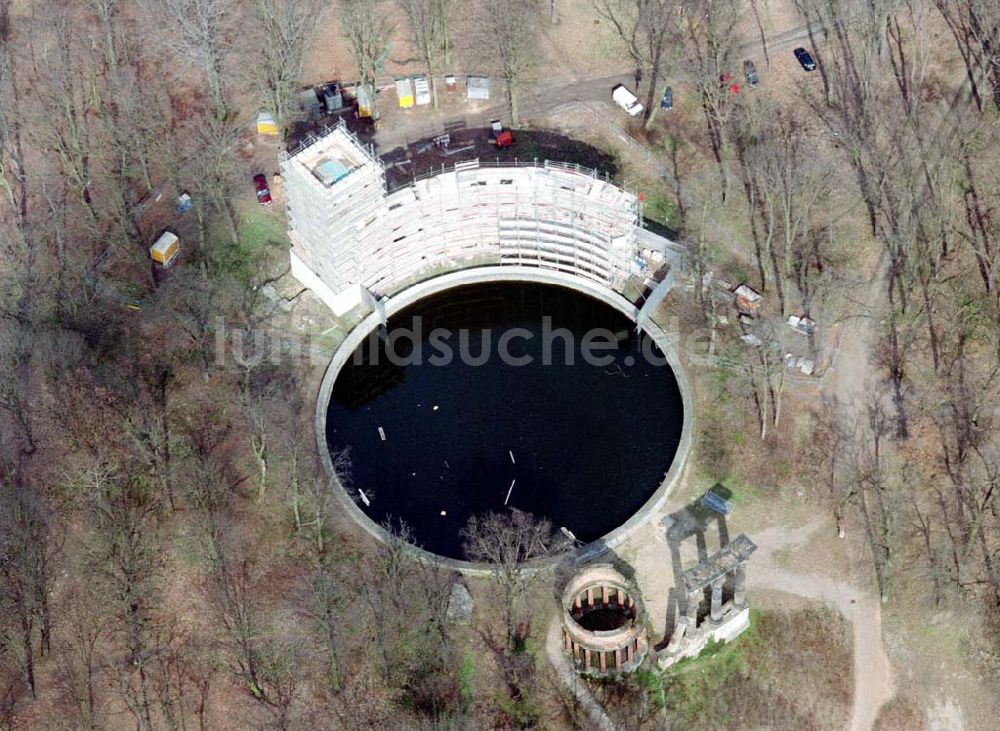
[256,111,279,136]
[150,231,180,267]
[320,83,343,112]
[299,88,322,120]
[356,85,373,118]
[395,77,414,108]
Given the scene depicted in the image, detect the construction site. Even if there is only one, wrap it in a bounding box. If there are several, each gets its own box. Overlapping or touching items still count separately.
[280,122,683,316]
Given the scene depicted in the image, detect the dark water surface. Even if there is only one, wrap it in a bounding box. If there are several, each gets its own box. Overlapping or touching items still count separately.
[326,282,684,559]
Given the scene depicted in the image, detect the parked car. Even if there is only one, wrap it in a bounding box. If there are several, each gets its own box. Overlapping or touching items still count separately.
[743,60,759,88]
[661,86,673,110]
[794,47,817,71]
[254,173,272,205]
[612,84,644,116]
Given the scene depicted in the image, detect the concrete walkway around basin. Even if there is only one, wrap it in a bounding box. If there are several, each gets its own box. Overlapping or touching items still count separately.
[544,616,617,731]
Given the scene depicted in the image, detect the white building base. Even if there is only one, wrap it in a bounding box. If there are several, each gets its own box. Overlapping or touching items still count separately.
[290,250,367,316]
[656,605,750,670]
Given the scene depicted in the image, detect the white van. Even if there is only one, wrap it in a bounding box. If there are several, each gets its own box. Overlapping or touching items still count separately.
[612,84,644,116]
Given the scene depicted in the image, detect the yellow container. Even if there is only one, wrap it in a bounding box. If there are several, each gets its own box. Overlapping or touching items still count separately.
[256,111,279,136]
[395,78,414,108]
[150,231,179,266]
[357,86,372,118]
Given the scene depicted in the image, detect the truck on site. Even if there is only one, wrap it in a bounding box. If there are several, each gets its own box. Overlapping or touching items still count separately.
[612,84,643,116]
[490,120,514,149]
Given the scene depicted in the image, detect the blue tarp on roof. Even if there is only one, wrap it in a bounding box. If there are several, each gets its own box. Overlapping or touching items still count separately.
[316,158,350,185]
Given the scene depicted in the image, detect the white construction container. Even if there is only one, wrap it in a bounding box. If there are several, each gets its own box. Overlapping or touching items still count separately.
[395,78,414,108]
[413,76,431,105]
[466,75,490,100]
[612,84,643,116]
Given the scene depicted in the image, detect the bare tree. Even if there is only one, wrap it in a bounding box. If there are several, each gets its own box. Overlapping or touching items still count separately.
[0,471,54,699]
[51,583,106,729]
[397,0,452,108]
[462,508,567,652]
[720,325,785,441]
[87,0,163,244]
[678,0,743,200]
[0,0,28,250]
[27,10,100,231]
[83,466,161,729]
[251,0,328,127]
[849,396,904,603]
[935,0,1000,111]
[340,0,394,123]
[478,0,542,127]
[151,0,234,121]
[596,0,678,128]
[736,103,831,315]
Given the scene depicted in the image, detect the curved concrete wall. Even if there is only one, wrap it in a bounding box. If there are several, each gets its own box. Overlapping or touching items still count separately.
[315,266,693,575]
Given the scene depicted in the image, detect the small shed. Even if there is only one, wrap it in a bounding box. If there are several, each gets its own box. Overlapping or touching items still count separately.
[256,111,279,136]
[395,77,414,108]
[466,75,490,100]
[733,284,762,314]
[150,231,179,267]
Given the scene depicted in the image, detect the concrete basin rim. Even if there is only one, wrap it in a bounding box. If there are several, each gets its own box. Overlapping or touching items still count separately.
[315,266,694,576]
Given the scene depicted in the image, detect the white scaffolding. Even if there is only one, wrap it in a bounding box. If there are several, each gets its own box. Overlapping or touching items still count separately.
[282,121,673,313]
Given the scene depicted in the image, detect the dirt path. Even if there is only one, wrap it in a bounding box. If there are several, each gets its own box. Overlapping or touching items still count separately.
[751,520,895,731]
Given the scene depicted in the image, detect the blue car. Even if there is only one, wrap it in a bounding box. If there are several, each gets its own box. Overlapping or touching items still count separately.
[661,86,673,110]
[794,47,817,72]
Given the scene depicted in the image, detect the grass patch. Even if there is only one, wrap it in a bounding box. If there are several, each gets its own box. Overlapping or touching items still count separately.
[660,606,852,730]
[717,476,760,506]
[644,188,678,229]
[663,634,753,723]
[209,211,286,283]
[458,653,474,712]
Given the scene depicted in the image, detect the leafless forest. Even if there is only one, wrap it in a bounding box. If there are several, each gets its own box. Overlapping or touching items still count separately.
[0,0,998,728]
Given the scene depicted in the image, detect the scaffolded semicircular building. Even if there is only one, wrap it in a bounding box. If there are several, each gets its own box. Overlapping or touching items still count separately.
[280,122,674,314]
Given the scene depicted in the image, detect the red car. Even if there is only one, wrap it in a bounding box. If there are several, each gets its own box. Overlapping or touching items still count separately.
[254,173,272,205]
[719,71,740,95]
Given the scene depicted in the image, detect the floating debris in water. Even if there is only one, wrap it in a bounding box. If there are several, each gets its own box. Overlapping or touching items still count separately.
[504,479,516,505]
